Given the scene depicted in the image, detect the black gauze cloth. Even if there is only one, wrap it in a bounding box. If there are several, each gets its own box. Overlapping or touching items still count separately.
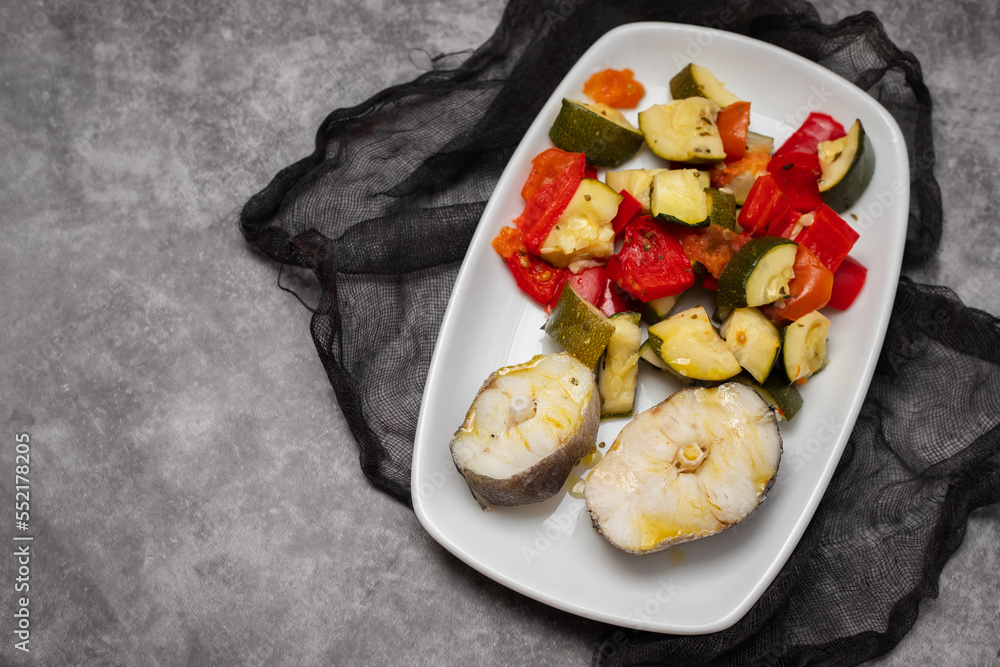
[239,0,1000,664]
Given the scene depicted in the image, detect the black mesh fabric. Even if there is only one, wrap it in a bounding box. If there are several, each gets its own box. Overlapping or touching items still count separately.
[239,0,1000,664]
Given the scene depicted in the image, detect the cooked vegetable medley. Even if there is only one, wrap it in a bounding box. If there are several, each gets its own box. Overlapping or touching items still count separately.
[465,62,875,550]
[493,62,874,420]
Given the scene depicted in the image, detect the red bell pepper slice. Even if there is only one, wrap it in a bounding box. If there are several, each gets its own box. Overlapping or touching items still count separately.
[515,149,587,254]
[492,226,566,306]
[737,173,783,236]
[736,173,797,238]
[546,266,606,313]
[767,151,823,213]
[606,216,695,302]
[766,204,804,240]
[717,101,750,161]
[611,189,642,235]
[828,255,868,310]
[762,244,833,324]
[773,112,846,157]
[794,204,859,273]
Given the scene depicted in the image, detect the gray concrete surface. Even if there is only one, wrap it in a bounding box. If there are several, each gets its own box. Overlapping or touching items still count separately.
[1,0,998,664]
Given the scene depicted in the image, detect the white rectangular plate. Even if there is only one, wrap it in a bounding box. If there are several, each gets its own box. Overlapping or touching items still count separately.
[412,22,908,634]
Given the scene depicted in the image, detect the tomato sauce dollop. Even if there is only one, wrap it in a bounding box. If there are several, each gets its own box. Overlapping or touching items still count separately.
[583,68,645,108]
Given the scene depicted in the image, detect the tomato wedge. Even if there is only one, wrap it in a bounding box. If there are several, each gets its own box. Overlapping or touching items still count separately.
[546,266,607,313]
[515,150,587,254]
[492,226,566,306]
[520,148,583,201]
[709,148,770,191]
[763,244,833,323]
[606,216,695,302]
[672,223,751,279]
[717,101,750,161]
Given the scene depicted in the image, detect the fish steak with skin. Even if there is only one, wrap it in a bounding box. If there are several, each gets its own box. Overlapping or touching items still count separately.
[584,382,782,553]
[450,353,600,509]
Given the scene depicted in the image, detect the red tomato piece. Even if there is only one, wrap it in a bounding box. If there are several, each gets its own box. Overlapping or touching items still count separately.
[767,151,823,213]
[773,112,846,157]
[491,224,522,259]
[672,224,751,280]
[606,216,695,302]
[515,150,587,254]
[763,245,833,323]
[828,255,868,310]
[520,148,584,201]
[546,266,606,313]
[492,226,566,306]
[717,102,750,161]
[794,204,860,273]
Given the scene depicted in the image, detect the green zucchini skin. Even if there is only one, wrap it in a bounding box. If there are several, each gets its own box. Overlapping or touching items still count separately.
[597,311,642,417]
[638,98,726,164]
[669,63,741,107]
[706,188,737,230]
[543,283,615,369]
[716,237,798,309]
[762,372,804,421]
[549,99,644,168]
[733,372,804,421]
[818,119,875,212]
[638,294,679,325]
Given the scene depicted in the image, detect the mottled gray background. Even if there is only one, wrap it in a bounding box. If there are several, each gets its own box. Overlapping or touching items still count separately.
[2,0,998,665]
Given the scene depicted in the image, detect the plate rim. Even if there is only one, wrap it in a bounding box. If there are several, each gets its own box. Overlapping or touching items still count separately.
[412,20,909,634]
